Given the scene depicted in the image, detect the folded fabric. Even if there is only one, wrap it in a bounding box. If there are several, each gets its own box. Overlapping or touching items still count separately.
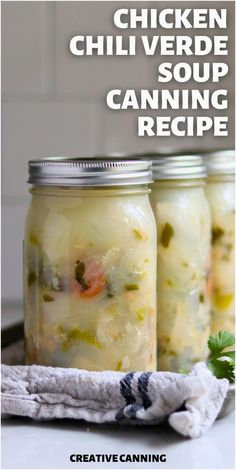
[1,362,229,438]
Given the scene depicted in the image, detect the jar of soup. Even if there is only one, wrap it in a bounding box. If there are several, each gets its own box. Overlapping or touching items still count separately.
[149,155,211,371]
[24,158,157,371]
[205,150,235,334]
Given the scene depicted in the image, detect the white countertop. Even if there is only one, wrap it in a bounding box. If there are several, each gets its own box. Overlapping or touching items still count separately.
[1,305,235,470]
[1,413,235,469]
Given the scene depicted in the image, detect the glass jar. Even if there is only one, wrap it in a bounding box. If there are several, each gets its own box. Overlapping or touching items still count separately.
[149,155,211,371]
[24,158,157,371]
[205,150,235,334]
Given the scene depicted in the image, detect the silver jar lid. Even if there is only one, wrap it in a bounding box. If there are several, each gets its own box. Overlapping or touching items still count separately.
[150,155,207,180]
[204,150,235,175]
[28,157,152,186]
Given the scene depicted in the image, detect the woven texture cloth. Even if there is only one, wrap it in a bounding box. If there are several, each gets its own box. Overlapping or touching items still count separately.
[1,362,229,438]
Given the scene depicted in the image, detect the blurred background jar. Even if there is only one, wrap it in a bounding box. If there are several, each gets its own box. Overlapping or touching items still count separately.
[205,150,235,334]
[149,155,211,372]
[24,158,157,371]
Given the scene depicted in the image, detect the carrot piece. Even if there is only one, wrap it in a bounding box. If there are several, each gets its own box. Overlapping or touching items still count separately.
[74,257,106,298]
[80,272,105,298]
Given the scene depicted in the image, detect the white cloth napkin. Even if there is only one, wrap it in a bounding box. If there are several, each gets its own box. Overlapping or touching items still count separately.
[1,362,229,438]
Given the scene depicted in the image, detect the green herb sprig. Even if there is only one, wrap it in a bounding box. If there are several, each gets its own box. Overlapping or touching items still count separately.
[179,330,235,383]
[207,331,235,383]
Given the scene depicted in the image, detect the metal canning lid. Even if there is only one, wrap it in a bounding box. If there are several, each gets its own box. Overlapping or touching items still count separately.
[28,157,152,186]
[150,154,207,180]
[204,149,235,175]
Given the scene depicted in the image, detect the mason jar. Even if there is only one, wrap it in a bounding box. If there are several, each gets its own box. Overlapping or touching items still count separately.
[205,150,235,334]
[149,155,211,371]
[24,158,157,371]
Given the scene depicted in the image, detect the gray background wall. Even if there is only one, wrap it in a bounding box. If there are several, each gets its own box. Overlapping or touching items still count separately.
[2,1,235,302]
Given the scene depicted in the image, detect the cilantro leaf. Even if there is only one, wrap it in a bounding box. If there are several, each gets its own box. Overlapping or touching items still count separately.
[177,331,235,383]
[208,331,235,354]
[207,330,235,384]
[208,358,235,383]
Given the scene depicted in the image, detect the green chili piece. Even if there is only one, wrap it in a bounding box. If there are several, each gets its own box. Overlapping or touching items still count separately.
[74,260,89,290]
[179,368,191,374]
[61,327,101,351]
[116,360,122,371]
[212,227,224,244]
[106,281,114,298]
[29,232,39,245]
[161,223,174,248]
[133,228,147,241]
[199,293,204,303]
[137,307,146,321]
[125,284,139,291]
[43,294,55,302]
[28,272,37,286]
[75,260,85,282]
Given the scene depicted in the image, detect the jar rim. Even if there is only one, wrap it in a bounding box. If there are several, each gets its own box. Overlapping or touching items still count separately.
[204,149,235,175]
[28,157,152,186]
[148,155,207,180]
[90,152,207,180]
